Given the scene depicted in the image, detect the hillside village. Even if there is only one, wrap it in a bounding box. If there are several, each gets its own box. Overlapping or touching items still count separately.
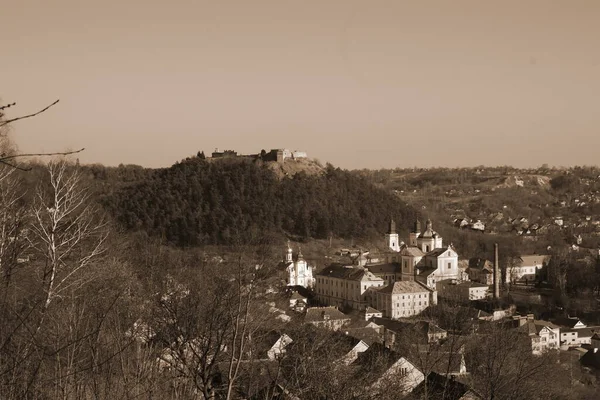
[255,218,600,398]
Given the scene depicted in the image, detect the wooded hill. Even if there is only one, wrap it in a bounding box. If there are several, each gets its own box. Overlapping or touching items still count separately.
[100,156,417,247]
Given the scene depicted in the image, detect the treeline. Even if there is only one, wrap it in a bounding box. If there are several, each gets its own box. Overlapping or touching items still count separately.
[102,157,417,246]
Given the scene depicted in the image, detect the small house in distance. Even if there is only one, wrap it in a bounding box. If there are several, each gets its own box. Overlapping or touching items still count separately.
[304,307,351,331]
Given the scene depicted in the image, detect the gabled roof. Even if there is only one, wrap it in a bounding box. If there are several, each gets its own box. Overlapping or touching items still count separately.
[377,281,431,295]
[468,258,493,271]
[426,247,455,257]
[518,320,559,336]
[290,292,306,301]
[417,268,437,278]
[304,307,350,323]
[412,372,483,400]
[581,349,600,369]
[518,254,551,267]
[352,342,405,374]
[247,330,292,359]
[316,264,383,282]
[344,327,383,346]
[553,317,585,329]
[401,247,425,257]
[365,307,381,314]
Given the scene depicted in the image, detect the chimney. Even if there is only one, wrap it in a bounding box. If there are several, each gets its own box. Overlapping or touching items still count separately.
[494,243,500,299]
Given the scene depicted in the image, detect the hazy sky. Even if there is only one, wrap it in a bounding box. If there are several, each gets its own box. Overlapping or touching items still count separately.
[2,0,599,169]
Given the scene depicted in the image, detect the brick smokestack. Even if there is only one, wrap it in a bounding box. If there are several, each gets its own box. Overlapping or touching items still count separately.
[494,243,500,299]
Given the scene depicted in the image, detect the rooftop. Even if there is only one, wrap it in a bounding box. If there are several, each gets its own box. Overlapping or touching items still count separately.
[317,264,383,282]
[305,307,350,323]
[377,281,430,295]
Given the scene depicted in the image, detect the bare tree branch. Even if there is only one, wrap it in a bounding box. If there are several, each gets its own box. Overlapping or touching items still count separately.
[0,99,60,128]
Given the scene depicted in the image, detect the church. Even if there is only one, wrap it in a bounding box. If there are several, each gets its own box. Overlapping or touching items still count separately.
[279,242,315,289]
[369,218,460,289]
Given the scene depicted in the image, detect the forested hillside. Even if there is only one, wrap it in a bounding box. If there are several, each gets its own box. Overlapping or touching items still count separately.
[103,156,417,246]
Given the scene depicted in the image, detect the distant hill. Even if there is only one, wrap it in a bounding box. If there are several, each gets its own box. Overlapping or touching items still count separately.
[102,155,416,247]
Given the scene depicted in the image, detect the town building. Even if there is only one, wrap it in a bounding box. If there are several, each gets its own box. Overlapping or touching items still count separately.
[507,254,551,284]
[304,307,351,331]
[467,258,494,285]
[437,280,489,302]
[314,264,385,310]
[353,343,424,396]
[370,281,436,319]
[514,316,560,354]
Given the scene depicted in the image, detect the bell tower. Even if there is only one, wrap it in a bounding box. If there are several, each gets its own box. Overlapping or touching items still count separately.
[285,240,293,263]
[385,218,400,252]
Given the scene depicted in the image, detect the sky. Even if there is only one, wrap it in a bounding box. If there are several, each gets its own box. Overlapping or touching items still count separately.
[1,0,599,170]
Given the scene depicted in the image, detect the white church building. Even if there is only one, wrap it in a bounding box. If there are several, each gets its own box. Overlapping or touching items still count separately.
[279,242,315,288]
[376,218,461,289]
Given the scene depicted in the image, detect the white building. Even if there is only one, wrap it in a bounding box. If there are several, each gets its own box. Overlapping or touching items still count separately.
[516,318,560,355]
[371,281,436,319]
[279,242,315,288]
[437,280,489,302]
[508,254,551,283]
[315,264,385,310]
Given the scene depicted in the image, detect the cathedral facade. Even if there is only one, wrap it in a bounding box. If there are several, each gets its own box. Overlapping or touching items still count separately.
[280,242,315,288]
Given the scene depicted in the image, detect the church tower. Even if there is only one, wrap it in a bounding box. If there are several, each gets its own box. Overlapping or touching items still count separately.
[409,219,421,247]
[285,240,293,263]
[385,218,400,252]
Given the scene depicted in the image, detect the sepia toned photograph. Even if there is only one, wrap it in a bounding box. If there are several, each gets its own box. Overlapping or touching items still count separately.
[1,1,600,399]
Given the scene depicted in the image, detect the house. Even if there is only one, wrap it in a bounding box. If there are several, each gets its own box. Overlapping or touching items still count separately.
[580,348,600,370]
[458,259,470,282]
[324,333,370,365]
[470,220,485,232]
[411,372,483,400]
[363,306,383,321]
[278,242,315,288]
[247,331,294,361]
[289,291,307,312]
[553,317,600,346]
[372,318,447,346]
[314,264,385,310]
[304,307,351,331]
[514,317,560,354]
[352,343,424,396]
[467,258,494,285]
[437,280,489,302]
[371,281,436,319]
[454,218,470,229]
[507,254,551,283]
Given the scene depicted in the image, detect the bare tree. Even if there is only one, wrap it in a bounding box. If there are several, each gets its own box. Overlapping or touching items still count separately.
[29,158,108,317]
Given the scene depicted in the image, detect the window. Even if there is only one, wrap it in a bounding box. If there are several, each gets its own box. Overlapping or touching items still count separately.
[426,245,430,252]
[448,262,451,269]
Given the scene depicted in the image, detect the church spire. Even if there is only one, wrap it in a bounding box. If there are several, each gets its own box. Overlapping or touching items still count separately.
[285,240,293,262]
[388,217,396,234]
[426,219,433,231]
[413,218,421,233]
